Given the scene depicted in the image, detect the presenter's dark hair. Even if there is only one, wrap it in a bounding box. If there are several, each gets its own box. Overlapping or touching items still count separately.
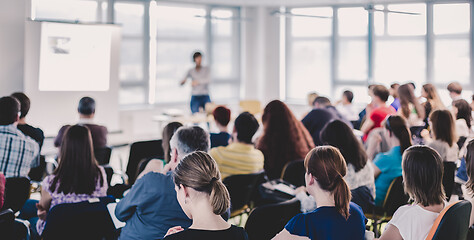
[234,112,259,144]
[78,97,96,115]
[0,96,20,125]
[11,92,30,118]
[193,51,202,62]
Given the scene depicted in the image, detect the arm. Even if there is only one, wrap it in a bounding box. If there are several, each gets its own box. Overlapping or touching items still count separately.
[272,229,310,240]
[115,176,147,221]
[360,119,375,134]
[136,160,163,180]
[372,162,381,178]
[37,186,53,220]
[180,70,190,86]
[378,224,403,240]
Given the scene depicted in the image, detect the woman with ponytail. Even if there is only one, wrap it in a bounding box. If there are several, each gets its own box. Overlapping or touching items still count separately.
[273,146,366,240]
[164,151,248,240]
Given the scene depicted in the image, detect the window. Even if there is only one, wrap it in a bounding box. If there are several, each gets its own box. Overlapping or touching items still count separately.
[33,0,105,22]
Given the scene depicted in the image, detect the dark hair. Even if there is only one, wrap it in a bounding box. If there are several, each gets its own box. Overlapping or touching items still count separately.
[465,139,474,195]
[372,85,390,102]
[171,126,210,157]
[305,146,351,219]
[398,83,425,120]
[174,151,230,215]
[257,100,315,179]
[422,84,444,111]
[213,106,231,127]
[234,112,259,144]
[313,96,331,107]
[402,146,445,206]
[343,90,354,103]
[320,120,368,172]
[385,115,412,154]
[11,92,30,118]
[193,51,202,62]
[429,110,457,147]
[0,96,20,125]
[51,125,104,195]
[447,82,462,94]
[453,99,472,129]
[78,97,96,115]
[162,122,183,163]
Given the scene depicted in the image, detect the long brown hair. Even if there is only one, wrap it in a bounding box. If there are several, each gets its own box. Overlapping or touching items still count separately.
[305,146,351,219]
[385,115,412,154]
[465,139,474,195]
[429,110,457,147]
[257,100,315,179]
[422,84,445,111]
[398,83,425,120]
[173,151,230,215]
[51,125,104,195]
[162,122,183,163]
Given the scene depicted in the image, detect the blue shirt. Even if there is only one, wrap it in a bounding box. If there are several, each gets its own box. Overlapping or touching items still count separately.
[210,132,231,148]
[115,171,191,240]
[391,98,401,111]
[285,202,366,240]
[374,146,402,206]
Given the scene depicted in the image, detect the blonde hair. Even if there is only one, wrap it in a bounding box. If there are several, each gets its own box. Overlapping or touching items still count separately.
[173,151,230,215]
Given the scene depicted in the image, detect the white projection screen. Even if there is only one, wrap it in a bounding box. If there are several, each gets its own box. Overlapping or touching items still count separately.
[38,22,112,91]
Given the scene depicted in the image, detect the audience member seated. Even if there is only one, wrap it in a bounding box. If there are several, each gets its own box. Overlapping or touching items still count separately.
[452,99,472,138]
[210,112,263,179]
[397,83,425,127]
[302,96,351,145]
[389,83,400,111]
[336,90,359,122]
[0,96,39,178]
[33,125,108,237]
[422,110,459,162]
[379,146,447,240]
[447,81,463,103]
[115,126,209,240]
[361,85,396,142]
[367,115,411,207]
[163,151,248,240]
[301,92,319,119]
[210,106,231,148]
[355,85,376,130]
[320,120,375,209]
[11,92,44,150]
[421,83,445,124]
[54,97,107,148]
[273,146,366,240]
[463,139,474,226]
[257,100,314,180]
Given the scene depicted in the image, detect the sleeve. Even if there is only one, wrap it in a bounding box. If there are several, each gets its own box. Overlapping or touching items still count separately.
[41,175,54,194]
[29,141,40,168]
[184,69,191,80]
[37,128,45,149]
[284,213,307,236]
[386,206,408,236]
[373,154,391,173]
[54,126,68,147]
[115,175,150,222]
[369,110,381,123]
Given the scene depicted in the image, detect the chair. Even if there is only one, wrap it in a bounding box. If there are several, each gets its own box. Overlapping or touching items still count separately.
[426,200,472,240]
[443,162,456,201]
[0,208,14,233]
[94,147,112,165]
[2,177,31,213]
[102,165,114,187]
[281,160,305,187]
[41,196,117,240]
[223,171,266,217]
[239,100,262,115]
[245,198,301,240]
[28,155,46,182]
[126,140,164,185]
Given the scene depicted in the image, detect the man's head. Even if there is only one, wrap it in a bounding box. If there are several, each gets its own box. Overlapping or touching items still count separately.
[447,82,462,99]
[169,126,210,169]
[233,112,259,144]
[0,96,20,126]
[212,106,231,128]
[313,96,332,109]
[11,92,30,119]
[193,51,202,66]
[78,97,96,118]
[342,90,353,104]
[371,85,390,104]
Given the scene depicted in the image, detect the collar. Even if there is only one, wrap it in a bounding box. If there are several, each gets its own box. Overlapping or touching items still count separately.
[78,118,95,125]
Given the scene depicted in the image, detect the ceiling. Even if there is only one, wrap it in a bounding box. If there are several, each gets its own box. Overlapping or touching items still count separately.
[167,0,454,7]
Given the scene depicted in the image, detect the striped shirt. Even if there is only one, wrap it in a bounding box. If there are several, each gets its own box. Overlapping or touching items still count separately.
[0,124,40,178]
[210,142,264,179]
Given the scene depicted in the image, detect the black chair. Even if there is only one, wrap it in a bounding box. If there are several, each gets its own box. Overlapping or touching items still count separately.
[223,171,266,217]
[245,198,301,240]
[28,155,46,182]
[0,208,14,236]
[443,162,456,202]
[2,177,31,213]
[102,165,114,187]
[126,140,164,185]
[41,196,117,240]
[426,200,471,240]
[351,185,374,214]
[95,147,112,165]
[281,160,305,187]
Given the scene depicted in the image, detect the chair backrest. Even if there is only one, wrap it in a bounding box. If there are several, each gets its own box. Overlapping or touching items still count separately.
[41,196,116,240]
[239,100,262,115]
[0,209,15,239]
[94,147,112,165]
[102,165,114,187]
[28,155,46,182]
[426,200,472,240]
[126,140,164,185]
[281,160,305,187]
[383,176,409,216]
[223,171,266,212]
[245,198,301,240]
[2,177,30,212]
[443,162,456,201]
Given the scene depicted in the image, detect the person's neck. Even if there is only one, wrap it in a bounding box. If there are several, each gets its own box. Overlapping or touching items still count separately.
[18,118,26,125]
[311,187,335,208]
[342,102,351,106]
[374,100,386,108]
[189,199,230,230]
[79,114,94,120]
[418,202,445,213]
[235,139,252,146]
[216,124,228,133]
[195,65,202,70]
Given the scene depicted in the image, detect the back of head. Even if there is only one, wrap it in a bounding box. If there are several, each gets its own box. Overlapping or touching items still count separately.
[234,112,259,144]
[171,126,210,158]
[465,140,474,195]
[212,106,231,127]
[173,151,230,215]
[343,91,354,103]
[402,146,445,206]
[313,96,331,108]
[385,115,412,154]
[53,125,102,195]
[398,83,425,120]
[320,120,367,172]
[453,99,472,129]
[11,92,30,119]
[447,82,463,95]
[307,92,319,106]
[0,96,20,125]
[304,146,351,219]
[372,85,390,102]
[162,122,184,163]
[78,97,96,115]
[429,110,456,147]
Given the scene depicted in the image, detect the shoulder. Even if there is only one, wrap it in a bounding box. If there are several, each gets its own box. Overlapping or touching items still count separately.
[349,202,365,217]
[390,204,419,225]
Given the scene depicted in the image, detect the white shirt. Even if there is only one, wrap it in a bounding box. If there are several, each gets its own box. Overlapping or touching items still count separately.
[427,140,459,162]
[388,204,444,240]
[336,103,359,121]
[456,119,471,138]
[186,66,210,95]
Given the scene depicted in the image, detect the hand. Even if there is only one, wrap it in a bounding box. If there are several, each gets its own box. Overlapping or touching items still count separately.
[36,203,47,220]
[165,226,184,237]
[420,129,430,139]
[180,80,186,86]
[295,186,307,194]
[191,80,199,87]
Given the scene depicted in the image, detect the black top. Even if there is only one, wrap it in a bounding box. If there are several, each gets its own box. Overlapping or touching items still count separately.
[210,132,231,148]
[302,107,351,145]
[163,225,249,240]
[17,124,44,150]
